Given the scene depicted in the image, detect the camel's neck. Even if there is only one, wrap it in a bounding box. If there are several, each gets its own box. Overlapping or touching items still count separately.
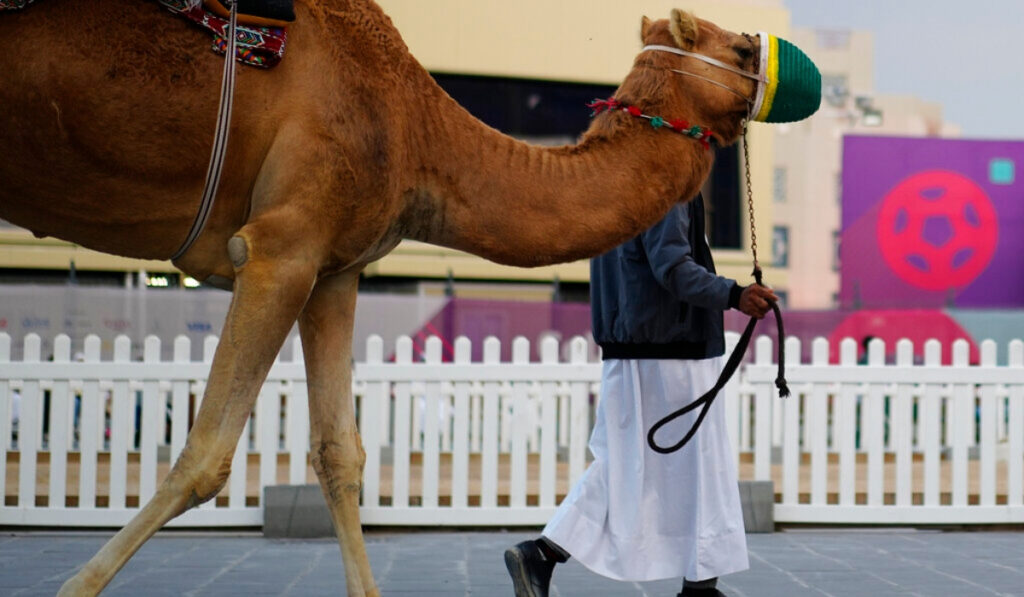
[398,83,714,267]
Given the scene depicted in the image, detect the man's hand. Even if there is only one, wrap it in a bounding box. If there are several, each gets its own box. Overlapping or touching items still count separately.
[738,285,779,319]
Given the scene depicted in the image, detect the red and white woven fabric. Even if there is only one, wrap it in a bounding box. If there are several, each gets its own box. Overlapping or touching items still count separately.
[0,0,36,10]
[0,1,287,68]
[159,0,287,68]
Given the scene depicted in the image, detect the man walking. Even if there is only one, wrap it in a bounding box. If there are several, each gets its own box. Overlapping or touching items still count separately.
[505,194,776,597]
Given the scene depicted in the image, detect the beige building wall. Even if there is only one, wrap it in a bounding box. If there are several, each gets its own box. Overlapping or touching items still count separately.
[3,1,791,292]
[379,0,785,84]
[774,28,957,309]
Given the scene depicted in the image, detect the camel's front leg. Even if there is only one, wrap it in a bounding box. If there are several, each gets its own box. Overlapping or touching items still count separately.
[298,270,379,597]
[58,225,319,596]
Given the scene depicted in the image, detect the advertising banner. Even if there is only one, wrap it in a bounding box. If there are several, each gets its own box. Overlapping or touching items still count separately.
[840,136,1024,308]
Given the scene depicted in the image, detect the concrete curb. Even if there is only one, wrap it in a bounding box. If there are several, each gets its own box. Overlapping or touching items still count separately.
[264,481,775,537]
[738,480,775,533]
[264,484,333,538]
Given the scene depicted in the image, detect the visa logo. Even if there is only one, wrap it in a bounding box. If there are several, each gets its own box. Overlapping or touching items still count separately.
[187,321,213,332]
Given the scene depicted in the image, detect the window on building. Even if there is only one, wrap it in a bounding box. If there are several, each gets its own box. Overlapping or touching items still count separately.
[702,144,743,249]
[773,167,787,203]
[833,230,841,271]
[432,73,616,140]
[815,30,851,50]
[772,226,789,268]
[822,73,849,108]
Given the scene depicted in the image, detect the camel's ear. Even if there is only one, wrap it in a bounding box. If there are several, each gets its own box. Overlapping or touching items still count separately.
[670,9,699,49]
[641,16,652,42]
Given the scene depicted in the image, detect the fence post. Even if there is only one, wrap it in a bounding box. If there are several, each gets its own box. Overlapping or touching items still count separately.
[809,337,830,506]
[170,337,191,467]
[18,335,41,510]
[48,335,71,510]
[782,340,800,506]
[109,336,131,511]
[139,336,162,506]
[753,336,773,482]
[481,337,501,509]
[865,338,886,507]
[1009,340,1024,507]
[421,337,442,509]
[951,340,971,507]
[0,334,9,506]
[510,337,530,509]
[392,336,413,508]
[79,335,102,510]
[837,338,858,506]
[539,337,559,509]
[894,339,914,507]
[451,337,472,509]
[923,340,942,506]
[360,335,384,508]
[979,340,998,506]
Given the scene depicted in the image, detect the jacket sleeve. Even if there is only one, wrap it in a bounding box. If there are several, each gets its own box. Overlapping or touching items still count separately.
[641,204,740,311]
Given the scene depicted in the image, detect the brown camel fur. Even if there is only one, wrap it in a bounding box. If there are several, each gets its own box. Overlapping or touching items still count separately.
[0,1,763,595]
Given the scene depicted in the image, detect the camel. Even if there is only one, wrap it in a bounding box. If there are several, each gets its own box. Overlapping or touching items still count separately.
[0,1,767,595]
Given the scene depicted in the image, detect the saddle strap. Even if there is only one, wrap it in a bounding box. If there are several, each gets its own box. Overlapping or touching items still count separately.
[170,0,239,262]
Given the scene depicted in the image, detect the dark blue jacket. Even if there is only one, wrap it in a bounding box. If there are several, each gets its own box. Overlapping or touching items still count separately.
[590,194,742,360]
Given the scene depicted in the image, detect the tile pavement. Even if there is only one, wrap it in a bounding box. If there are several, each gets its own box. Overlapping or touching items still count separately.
[0,529,1022,596]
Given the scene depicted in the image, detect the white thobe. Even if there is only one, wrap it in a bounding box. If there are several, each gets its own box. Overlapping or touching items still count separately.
[543,357,749,582]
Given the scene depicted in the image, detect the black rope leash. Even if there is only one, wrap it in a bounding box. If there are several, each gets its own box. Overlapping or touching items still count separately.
[646,267,790,454]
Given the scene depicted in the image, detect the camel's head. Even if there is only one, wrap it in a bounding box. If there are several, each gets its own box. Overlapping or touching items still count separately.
[621,9,821,145]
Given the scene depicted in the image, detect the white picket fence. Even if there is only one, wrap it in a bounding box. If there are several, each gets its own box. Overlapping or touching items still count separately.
[1,332,1022,528]
[0,332,606,528]
[748,336,1024,524]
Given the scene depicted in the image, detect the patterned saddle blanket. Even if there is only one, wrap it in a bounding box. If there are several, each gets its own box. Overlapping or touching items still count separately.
[0,0,289,68]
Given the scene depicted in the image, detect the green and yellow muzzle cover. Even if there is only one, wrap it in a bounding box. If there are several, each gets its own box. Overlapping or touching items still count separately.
[642,31,821,123]
[749,33,821,123]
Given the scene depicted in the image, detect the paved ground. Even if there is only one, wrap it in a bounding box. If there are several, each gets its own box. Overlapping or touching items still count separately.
[1,529,1022,597]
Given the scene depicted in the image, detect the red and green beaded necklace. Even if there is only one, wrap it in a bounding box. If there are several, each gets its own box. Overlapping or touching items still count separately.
[587,97,713,149]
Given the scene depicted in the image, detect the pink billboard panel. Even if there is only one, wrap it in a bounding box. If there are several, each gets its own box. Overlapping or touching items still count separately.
[840,135,1024,308]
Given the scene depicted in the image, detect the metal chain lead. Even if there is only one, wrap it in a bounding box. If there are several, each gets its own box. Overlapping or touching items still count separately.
[741,121,760,271]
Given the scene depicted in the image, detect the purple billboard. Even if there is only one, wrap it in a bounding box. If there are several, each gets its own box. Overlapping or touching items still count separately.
[840,135,1024,308]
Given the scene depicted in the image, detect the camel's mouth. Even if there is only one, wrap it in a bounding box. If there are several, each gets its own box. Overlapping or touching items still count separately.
[743,33,762,76]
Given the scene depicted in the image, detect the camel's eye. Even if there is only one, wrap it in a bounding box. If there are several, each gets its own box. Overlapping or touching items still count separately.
[734,46,754,62]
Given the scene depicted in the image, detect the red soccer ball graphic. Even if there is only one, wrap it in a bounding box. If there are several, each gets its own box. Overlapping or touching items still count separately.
[876,170,998,291]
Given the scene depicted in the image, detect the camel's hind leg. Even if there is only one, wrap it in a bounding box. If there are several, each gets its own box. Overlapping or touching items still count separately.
[298,270,379,597]
[58,224,319,596]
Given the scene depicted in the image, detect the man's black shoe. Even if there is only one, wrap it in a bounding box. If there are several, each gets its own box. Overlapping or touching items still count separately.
[678,588,728,597]
[504,540,555,597]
